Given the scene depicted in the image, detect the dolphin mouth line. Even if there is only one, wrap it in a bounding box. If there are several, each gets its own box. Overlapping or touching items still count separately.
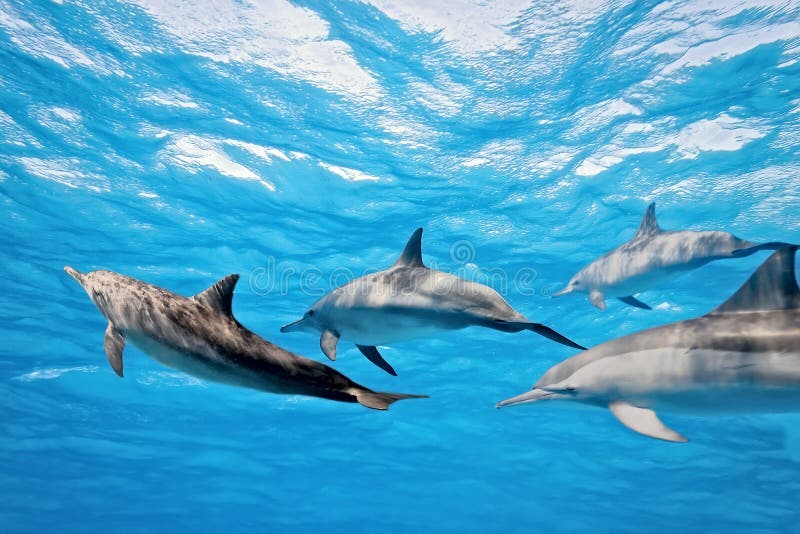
[496,389,554,408]
[280,319,304,333]
[64,266,83,284]
[551,287,572,297]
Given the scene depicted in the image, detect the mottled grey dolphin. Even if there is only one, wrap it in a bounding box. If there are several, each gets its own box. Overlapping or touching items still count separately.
[553,203,789,310]
[498,246,800,442]
[281,228,584,376]
[64,266,424,410]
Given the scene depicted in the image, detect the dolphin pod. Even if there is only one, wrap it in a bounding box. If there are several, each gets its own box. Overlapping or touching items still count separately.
[553,203,790,310]
[63,206,798,442]
[280,228,584,376]
[498,246,800,442]
[64,267,425,410]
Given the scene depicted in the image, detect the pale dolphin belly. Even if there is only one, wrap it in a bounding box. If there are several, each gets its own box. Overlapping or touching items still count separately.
[125,332,289,393]
[576,348,800,415]
[329,307,470,345]
[602,267,686,297]
[593,244,714,296]
[321,272,513,345]
[642,386,800,415]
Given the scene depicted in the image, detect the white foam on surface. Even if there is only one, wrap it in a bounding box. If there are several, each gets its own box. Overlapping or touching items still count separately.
[137,371,206,387]
[0,110,41,148]
[15,366,99,381]
[363,0,532,55]
[163,135,277,191]
[50,107,81,122]
[673,114,766,159]
[0,0,122,74]
[18,157,110,192]
[319,162,381,182]
[141,91,201,109]
[661,22,800,75]
[130,0,382,101]
[225,141,291,163]
[573,112,766,176]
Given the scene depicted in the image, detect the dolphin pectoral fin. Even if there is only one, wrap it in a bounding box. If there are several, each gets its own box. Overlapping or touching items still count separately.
[609,401,688,443]
[618,296,652,310]
[320,330,340,361]
[527,323,587,350]
[356,345,397,376]
[103,324,125,378]
[590,290,606,310]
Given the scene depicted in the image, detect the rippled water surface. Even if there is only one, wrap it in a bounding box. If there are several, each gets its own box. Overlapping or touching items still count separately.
[2,0,800,531]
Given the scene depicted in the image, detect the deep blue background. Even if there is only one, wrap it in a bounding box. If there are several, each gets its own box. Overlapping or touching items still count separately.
[2,1,800,531]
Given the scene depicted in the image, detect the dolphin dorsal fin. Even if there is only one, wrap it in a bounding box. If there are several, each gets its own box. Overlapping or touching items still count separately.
[633,203,661,240]
[711,246,800,315]
[193,274,240,316]
[392,228,425,268]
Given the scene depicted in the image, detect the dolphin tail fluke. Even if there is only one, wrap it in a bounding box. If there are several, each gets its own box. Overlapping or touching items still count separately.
[482,318,586,350]
[731,242,793,257]
[356,390,427,410]
[527,323,586,350]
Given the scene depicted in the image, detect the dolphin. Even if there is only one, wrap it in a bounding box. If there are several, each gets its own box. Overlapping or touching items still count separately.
[497,246,800,442]
[281,228,585,376]
[552,203,790,310]
[64,266,425,410]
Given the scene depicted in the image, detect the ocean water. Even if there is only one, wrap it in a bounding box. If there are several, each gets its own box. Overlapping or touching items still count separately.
[2,0,800,531]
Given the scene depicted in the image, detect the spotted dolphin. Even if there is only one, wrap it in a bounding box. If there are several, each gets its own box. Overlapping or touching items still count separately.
[498,246,800,442]
[553,203,789,310]
[64,266,425,410]
[281,228,584,376]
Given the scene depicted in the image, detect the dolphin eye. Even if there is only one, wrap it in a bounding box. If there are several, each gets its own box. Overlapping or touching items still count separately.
[307,310,314,317]
[573,281,580,286]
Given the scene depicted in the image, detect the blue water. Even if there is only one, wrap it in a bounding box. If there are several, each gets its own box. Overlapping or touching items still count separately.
[3,0,800,531]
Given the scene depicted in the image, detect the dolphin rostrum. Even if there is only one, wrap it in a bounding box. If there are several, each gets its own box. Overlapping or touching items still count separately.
[281,228,585,376]
[498,246,800,442]
[64,266,425,410]
[553,203,789,310]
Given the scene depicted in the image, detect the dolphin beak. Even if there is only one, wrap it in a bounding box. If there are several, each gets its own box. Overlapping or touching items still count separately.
[496,388,553,408]
[64,266,85,285]
[280,318,304,333]
[551,286,572,297]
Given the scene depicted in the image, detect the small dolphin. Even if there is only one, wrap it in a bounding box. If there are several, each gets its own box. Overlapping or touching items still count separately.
[64,266,425,410]
[498,246,800,442]
[553,203,789,310]
[281,228,584,376]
